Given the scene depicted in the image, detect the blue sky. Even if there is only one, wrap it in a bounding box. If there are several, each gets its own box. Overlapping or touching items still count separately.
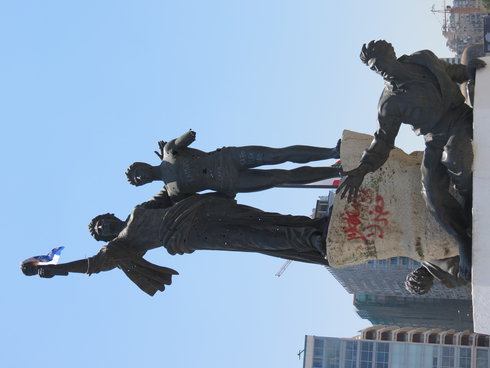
[2,1,453,367]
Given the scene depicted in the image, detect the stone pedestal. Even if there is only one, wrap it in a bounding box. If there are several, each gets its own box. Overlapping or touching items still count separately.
[326,130,458,268]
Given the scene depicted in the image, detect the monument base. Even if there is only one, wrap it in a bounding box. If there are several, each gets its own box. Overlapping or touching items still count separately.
[472,56,490,334]
[326,130,458,268]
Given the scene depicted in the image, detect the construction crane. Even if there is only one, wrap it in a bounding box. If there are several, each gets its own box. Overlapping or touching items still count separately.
[431,1,487,32]
[275,260,292,277]
[431,5,487,14]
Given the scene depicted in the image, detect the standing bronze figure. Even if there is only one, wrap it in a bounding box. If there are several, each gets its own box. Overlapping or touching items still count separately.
[126,130,341,200]
[22,191,328,296]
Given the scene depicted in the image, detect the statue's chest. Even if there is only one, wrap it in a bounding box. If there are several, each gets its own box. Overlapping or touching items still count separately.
[383,84,443,128]
[159,160,178,182]
[124,209,165,250]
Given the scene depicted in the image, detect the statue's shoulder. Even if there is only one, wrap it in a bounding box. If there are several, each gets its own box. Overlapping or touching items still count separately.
[123,206,149,231]
[400,50,441,69]
[173,192,233,209]
[410,49,438,59]
[177,147,206,158]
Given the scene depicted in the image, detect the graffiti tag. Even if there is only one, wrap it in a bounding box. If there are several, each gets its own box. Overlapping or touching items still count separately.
[340,189,390,243]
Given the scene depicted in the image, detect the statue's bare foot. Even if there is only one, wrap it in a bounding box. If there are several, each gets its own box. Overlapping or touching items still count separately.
[458,256,472,281]
[331,139,341,159]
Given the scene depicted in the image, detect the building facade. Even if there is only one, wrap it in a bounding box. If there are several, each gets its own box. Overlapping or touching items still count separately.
[440,0,488,55]
[326,257,471,300]
[354,294,473,331]
[304,326,490,368]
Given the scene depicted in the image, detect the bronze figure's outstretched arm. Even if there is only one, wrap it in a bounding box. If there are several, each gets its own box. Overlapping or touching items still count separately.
[337,113,401,202]
[444,58,486,84]
[336,164,371,203]
[21,249,117,278]
[22,246,178,296]
[165,129,196,153]
[154,130,197,159]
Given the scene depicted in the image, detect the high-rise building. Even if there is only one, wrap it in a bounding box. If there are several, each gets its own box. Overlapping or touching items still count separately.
[312,193,334,219]
[354,294,473,331]
[303,326,490,368]
[438,0,488,55]
[326,257,472,300]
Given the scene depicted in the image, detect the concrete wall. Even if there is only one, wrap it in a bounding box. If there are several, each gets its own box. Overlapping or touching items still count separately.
[472,56,490,334]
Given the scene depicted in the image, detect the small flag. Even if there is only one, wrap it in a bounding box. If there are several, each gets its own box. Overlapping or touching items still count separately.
[332,160,342,169]
[21,246,65,267]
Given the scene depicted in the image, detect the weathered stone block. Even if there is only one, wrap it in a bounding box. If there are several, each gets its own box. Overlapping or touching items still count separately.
[326,130,458,268]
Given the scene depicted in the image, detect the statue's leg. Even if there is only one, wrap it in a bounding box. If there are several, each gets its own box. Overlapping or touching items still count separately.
[442,120,473,226]
[421,141,472,280]
[422,256,468,288]
[235,145,340,168]
[235,167,340,192]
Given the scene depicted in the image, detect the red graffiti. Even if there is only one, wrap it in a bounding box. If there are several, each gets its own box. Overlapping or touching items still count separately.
[373,196,389,226]
[342,201,368,242]
[340,190,390,243]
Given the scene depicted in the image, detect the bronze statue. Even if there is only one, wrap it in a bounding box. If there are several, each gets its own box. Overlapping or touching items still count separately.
[338,40,486,280]
[22,191,328,296]
[22,188,468,295]
[125,130,341,201]
[405,256,468,295]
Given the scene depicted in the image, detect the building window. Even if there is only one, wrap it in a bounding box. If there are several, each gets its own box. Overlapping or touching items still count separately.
[441,346,455,368]
[313,357,323,368]
[433,346,439,368]
[360,341,374,368]
[412,333,422,343]
[325,339,340,368]
[343,341,357,368]
[375,342,389,368]
[357,294,367,302]
[318,204,328,212]
[314,339,325,357]
[477,348,488,368]
[396,332,407,342]
[459,347,471,368]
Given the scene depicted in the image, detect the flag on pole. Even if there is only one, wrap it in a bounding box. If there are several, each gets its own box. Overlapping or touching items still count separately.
[21,246,65,267]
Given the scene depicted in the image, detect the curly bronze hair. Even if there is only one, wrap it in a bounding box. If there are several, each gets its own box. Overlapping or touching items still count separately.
[360,40,396,65]
[20,262,38,276]
[125,162,153,186]
[88,213,121,241]
[405,266,434,295]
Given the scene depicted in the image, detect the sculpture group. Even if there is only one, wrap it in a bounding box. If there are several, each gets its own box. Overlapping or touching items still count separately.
[22,131,341,295]
[22,40,485,296]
